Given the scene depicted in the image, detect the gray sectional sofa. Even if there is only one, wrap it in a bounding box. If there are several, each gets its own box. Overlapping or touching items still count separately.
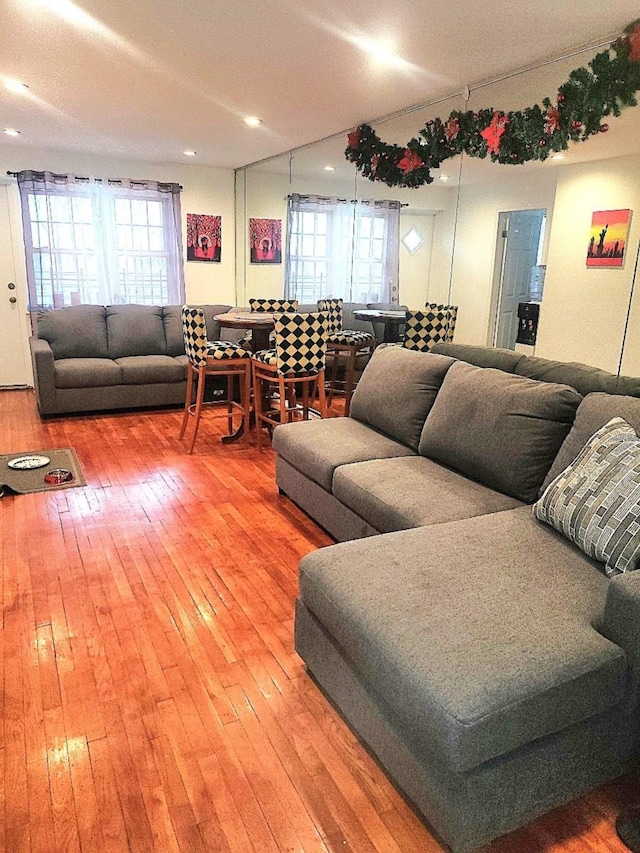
[29,302,235,415]
[273,343,640,852]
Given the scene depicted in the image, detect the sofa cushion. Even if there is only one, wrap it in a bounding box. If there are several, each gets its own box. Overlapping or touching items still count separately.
[429,342,525,373]
[272,418,415,492]
[515,355,640,397]
[350,348,455,451]
[54,357,122,389]
[106,305,166,358]
[298,506,625,773]
[115,355,186,385]
[332,456,523,533]
[163,305,186,356]
[37,305,109,360]
[419,361,582,503]
[535,418,640,577]
[542,392,640,490]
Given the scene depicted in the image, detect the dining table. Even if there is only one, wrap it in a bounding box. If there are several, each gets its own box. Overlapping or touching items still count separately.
[352,308,407,344]
[214,310,277,353]
[213,310,278,443]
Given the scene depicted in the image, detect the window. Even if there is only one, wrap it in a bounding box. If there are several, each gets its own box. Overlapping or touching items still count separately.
[17,171,184,309]
[285,194,400,304]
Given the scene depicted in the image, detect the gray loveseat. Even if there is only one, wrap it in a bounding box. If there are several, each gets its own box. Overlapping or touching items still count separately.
[29,302,234,415]
[273,343,640,852]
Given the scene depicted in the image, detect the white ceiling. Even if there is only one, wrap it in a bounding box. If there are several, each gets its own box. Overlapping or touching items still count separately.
[1,0,640,171]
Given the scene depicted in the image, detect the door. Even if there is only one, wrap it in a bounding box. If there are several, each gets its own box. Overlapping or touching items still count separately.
[492,209,546,350]
[0,184,29,387]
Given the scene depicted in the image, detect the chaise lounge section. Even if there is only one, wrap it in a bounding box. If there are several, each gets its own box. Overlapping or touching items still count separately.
[274,344,640,852]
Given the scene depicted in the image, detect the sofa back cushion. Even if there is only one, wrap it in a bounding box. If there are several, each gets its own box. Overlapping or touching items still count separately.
[163,305,186,356]
[542,392,640,491]
[350,347,456,451]
[418,361,583,502]
[429,342,525,373]
[515,354,640,397]
[37,304,109,360]
[106,305,166,358]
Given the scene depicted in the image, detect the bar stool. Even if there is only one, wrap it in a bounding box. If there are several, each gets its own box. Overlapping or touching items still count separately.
[403,304,458,351]
[251,311,328,450]
[317,298,375,415]
[249,298,299,313]
[180,306,252,452]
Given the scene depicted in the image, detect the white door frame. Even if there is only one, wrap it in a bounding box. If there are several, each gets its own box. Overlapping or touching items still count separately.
[0,179,32,388]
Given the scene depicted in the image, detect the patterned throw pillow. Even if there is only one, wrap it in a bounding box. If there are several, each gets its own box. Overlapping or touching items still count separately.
[534,417,640,576]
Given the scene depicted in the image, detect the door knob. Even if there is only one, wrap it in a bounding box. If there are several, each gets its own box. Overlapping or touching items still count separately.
[9,296,17,304]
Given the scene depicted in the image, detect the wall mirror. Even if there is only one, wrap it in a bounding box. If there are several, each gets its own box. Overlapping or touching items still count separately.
[236,40,640,377]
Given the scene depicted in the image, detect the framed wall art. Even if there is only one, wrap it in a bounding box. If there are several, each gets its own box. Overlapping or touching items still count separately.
[187,213,222,262]
[586,209,632,268]
[250,218,282,264]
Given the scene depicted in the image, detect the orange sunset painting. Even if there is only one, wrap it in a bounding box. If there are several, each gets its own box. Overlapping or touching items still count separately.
[586,209,632,267]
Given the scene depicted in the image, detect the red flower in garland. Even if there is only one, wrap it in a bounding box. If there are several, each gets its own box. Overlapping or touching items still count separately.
[544,107,561,135]
[397,148,424,174]
[444,116,460,142]
[347,128,361,149]
[371,154,380,175]
[480,111,509,154]
[627,21,640,61]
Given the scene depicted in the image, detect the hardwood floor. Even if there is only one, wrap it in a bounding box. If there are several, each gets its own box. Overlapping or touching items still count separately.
[0,388,637,853]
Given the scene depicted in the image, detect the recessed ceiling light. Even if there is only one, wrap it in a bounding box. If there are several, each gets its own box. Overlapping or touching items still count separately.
[5,80,29,94]
[439,174,452,182]
[2,128,21,137]
[183,149,197,157]
[324,165,335,172]
[551,153,566,161]
[244,116,261,128]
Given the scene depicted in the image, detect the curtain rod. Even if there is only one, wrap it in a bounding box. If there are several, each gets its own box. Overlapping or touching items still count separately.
[287,193,408,207]
[6,170,183,190]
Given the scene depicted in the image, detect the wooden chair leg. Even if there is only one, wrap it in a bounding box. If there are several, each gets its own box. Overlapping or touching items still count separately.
[278,375,287,425]
[328,348,340,408]
[179,363,194,440]
[316,370,327,418]
[302,379,310,419]
[253,362,264,450]
[242,364,251,446]
[226,374,234,435]
[344,347,357,417]
[187,365,207,454]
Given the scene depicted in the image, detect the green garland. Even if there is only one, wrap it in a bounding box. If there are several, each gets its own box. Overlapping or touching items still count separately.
[345,20,640,188]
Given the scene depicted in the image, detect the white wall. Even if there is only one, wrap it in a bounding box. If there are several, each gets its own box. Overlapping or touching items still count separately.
[448,165,558,347]
[536,153,640,373]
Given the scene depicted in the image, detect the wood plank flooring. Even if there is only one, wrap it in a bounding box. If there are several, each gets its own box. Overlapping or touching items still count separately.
[0,388,637,852]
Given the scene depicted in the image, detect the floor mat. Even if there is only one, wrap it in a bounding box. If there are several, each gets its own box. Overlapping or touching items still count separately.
[0,447,86,495]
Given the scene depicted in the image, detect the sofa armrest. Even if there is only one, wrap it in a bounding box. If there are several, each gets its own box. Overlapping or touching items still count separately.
[29,337,57,415]
[601,573,640,748]
[602,572,640,652]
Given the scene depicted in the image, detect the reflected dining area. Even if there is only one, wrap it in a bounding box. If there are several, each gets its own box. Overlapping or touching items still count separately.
[178,298,460,452]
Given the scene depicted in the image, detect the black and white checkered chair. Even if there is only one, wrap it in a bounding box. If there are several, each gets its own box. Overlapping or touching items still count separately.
[242,298,300,348]
[251,311,328,449]
[249,298,299,313]
[317,298,375,415]
[403,303,458,352]
[179,306,252,452]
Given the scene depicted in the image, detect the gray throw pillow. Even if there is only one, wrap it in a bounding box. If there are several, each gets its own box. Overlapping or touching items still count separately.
[419,361,582,502]
[350,347,455,451]
[534,417,640,576]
